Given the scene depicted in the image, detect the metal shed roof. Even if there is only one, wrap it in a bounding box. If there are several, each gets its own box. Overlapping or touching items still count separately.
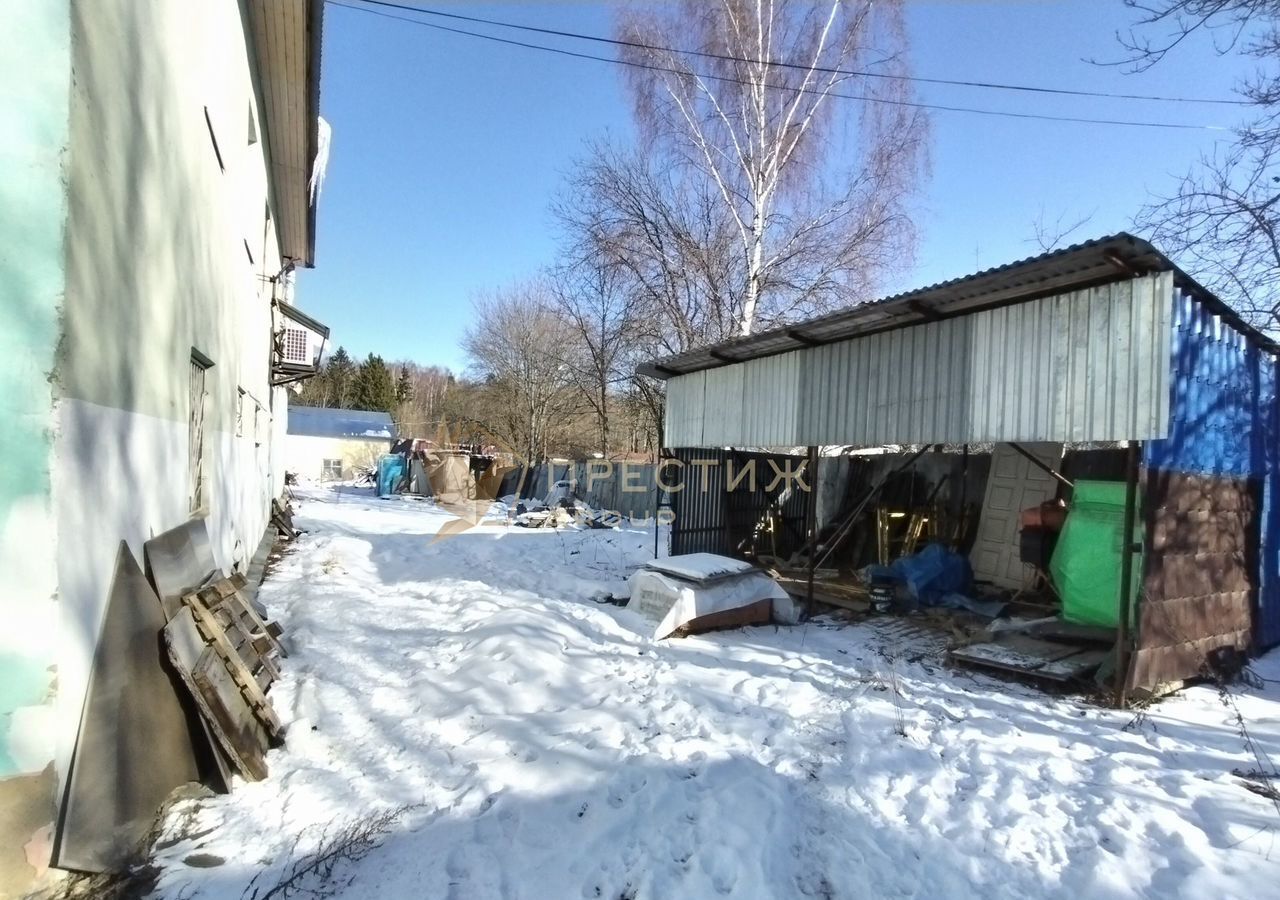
[638,233,1276,379]
[287,407,394,439]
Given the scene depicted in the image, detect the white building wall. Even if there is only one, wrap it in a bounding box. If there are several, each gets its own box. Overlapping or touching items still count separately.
[283,435,391,483]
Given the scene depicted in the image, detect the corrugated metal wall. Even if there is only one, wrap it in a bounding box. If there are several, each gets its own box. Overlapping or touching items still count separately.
[801,317,971,445]
[966,275,1170,442]
[669,448,812,558]
[665,273,1174,447]
[1143,292,1280,653]
[666,352,802,446]
[668,448,730,555]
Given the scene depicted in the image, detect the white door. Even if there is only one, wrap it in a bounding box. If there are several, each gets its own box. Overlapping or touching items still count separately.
[970,442,1062,589]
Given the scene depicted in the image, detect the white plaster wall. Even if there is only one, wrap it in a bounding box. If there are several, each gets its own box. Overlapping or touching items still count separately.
[49,0,301,803]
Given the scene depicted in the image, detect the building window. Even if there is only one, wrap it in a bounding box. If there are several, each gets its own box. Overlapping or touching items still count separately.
[190,350,214,511]
[203,106,224,172]
[321,459,343,482]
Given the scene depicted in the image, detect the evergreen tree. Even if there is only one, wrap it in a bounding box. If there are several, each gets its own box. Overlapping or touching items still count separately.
[395,364,413,403]
[326,346,357,408]
[352,354,396,413]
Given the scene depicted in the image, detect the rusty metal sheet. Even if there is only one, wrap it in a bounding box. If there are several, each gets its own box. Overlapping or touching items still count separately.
[1130,470,1257,689]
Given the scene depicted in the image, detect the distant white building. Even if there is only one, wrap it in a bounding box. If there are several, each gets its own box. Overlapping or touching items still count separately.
[284,407,396,482]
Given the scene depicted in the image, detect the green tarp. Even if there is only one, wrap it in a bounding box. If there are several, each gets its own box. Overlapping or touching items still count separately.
[1050,480,1141,628]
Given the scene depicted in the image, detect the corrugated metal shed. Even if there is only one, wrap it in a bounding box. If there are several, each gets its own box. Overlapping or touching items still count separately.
[639,233,1275,381]
[665,273,1174,447]
[287,406,394,439]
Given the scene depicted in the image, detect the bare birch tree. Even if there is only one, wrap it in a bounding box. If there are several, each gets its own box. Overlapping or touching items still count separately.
[1118,1,1280,328]
[617,0,928,335]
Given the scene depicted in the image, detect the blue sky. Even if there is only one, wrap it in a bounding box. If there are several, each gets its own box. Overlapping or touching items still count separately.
[300,1,1256,373]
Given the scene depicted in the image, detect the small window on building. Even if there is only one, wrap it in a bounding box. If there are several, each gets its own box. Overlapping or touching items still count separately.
[190,350,214,511]
[247,102,258,146]
[203,106,224,172]
[321,459,343,482]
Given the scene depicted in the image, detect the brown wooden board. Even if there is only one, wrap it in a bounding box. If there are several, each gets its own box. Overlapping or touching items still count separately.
[52,543,207,873]
[773,575,870,613]
[670,599,774,637]
[164,608,269,781]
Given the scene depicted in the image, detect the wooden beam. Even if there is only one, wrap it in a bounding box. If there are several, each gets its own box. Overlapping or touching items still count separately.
[907,299,941,320]
[1104,249,1139,276]
[786,328,823,347]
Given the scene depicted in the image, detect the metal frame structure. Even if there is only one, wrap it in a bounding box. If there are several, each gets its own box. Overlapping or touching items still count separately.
[643,235,1280,695]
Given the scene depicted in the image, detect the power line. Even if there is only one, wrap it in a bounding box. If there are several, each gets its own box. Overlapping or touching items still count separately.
[329,0,1229,131]
[347,0,1248,107]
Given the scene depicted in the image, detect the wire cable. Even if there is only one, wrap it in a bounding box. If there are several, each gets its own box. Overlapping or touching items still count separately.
[347,0,1249,107]
[328,0,1229,131]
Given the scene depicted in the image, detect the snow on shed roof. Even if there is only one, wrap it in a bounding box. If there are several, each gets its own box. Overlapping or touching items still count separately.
[287,406,395,439]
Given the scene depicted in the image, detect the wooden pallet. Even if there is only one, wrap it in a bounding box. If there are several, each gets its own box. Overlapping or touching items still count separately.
[164,607,271,781]
[179,578,285,741]
[271,499,297,540]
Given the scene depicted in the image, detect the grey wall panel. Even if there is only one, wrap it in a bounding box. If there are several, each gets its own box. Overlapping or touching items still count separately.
[740,351,801,447]
[664,370,706,447]
[703,365,746,445]
[967,273,1172,442]
[664,274,1173,448]
[800,316,972,446]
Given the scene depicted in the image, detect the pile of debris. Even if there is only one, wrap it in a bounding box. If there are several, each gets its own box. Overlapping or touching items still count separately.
[55,502,296,873]
[509,479,616,529]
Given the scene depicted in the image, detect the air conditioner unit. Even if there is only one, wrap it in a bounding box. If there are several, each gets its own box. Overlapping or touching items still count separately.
[280,327,312,366]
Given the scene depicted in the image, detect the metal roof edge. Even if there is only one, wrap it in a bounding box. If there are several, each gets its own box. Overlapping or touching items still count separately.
[302,0,323,268]
[639,234,1277,379]
[277,300,330,338]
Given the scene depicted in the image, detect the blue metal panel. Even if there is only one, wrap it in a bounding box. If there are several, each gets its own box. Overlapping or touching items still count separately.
[1144,293,1280,648]
[1144,294,1270,477]
[1258,355,1280,648]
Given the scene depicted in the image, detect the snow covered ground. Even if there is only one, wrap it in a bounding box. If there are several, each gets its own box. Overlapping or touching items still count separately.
[150,486,1280,899]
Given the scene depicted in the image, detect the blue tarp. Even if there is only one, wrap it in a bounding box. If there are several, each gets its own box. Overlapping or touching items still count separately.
[866,544,1002,615]
[377,454,405,498]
